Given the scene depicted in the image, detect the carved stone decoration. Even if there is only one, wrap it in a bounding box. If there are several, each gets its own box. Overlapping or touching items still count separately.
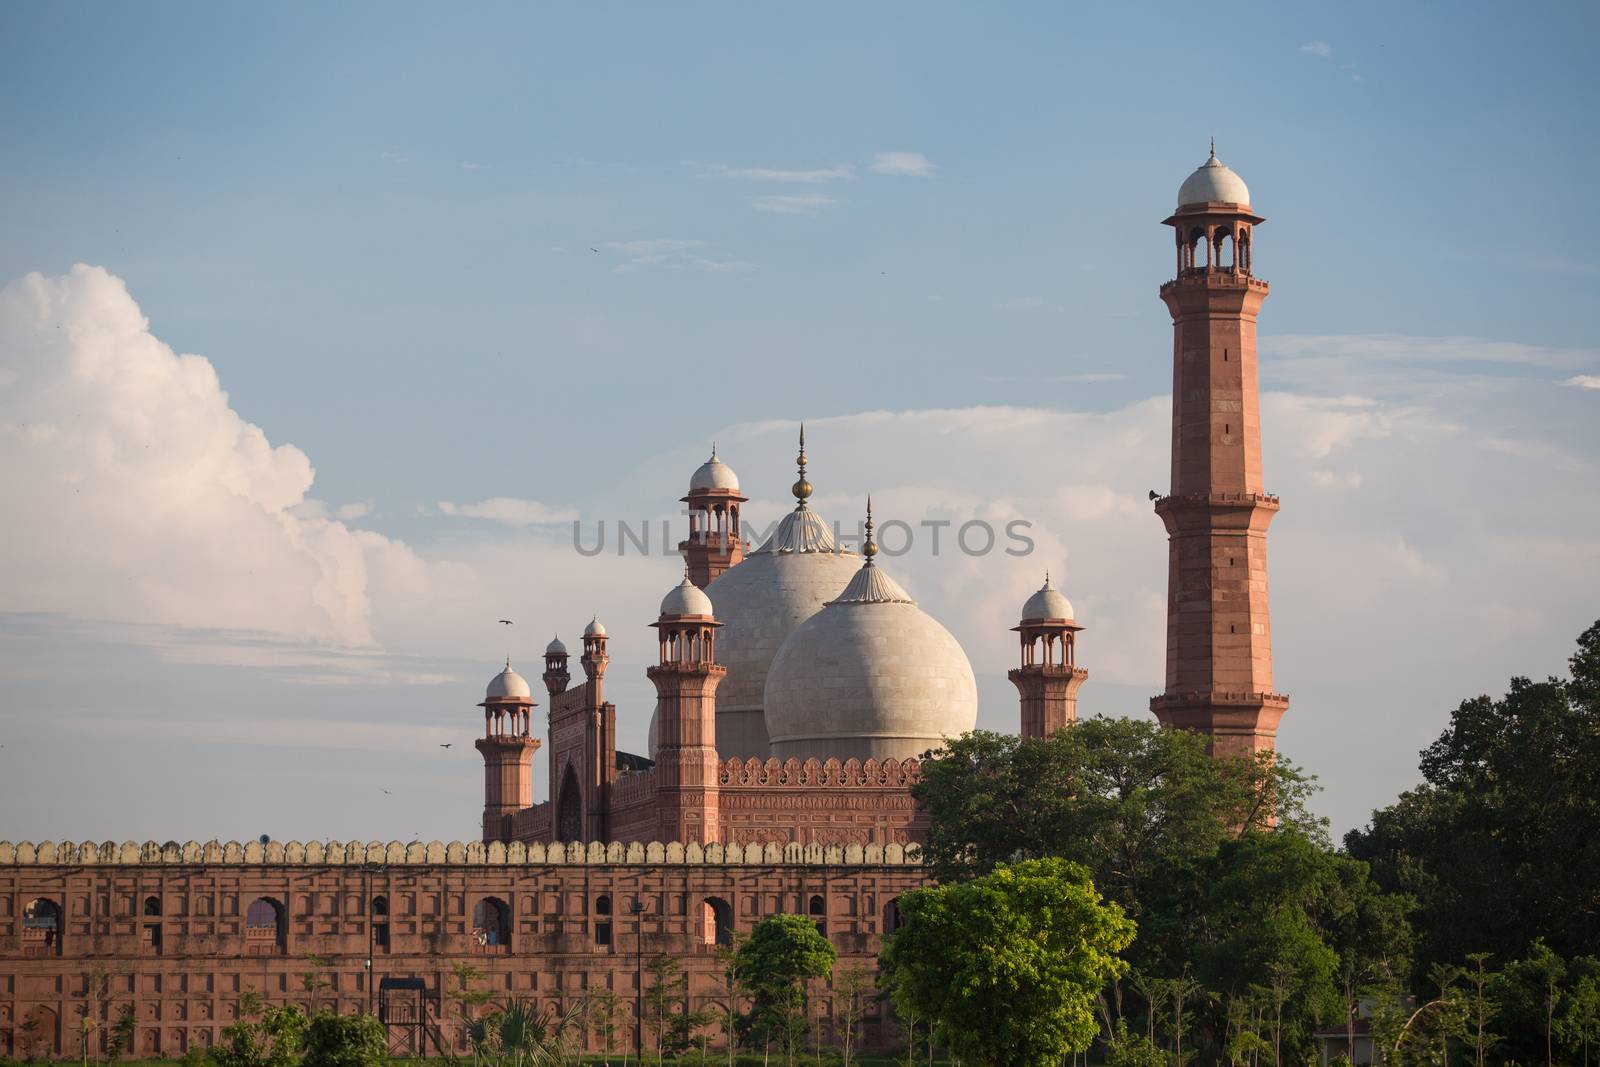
[525,842,545,864]
[705,842,724,864]
[605,841,625,864]
[586,841,606,864]
[565,841,584,864]
[265,841,286,864]
[122,841,144,864]
[17,842,36,864]
[386,841,405,865]
[666,842,685,864]
[405,842,425,864]
[325,841,345,865]
[487,841,506,865]
[885,843,904,864]
[844,843,864,864]
[305,841,325,864]
[626,842,646,863]
[425,841,446,865]
[243,842,264,864]
[685,842,704,865]
[507,840,527,864]
[645,842,666,864]
[284,842,304,864]
[545,841,565,865]
[0,841,14,864]
[764,842,783,864]
[203,841,224,864]
[864,843,883,864]
[366,841,386,865]
[184,842,204,863]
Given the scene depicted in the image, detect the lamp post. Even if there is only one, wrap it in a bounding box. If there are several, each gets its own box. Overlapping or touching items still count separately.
[362,862,386,1016]
[629,899,647,1059]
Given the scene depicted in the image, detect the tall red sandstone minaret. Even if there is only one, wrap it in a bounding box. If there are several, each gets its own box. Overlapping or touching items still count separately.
[1150,144,1289,757]
[648,574,725,843]
[680,446,746,590]
[476,660,542,842]
[1009,573,1088,738]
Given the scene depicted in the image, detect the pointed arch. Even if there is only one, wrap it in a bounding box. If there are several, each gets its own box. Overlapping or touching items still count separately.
[557,763,583,842]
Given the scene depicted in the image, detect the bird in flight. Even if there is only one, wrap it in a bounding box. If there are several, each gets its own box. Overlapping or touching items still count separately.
[498,619,514,625]
[440,743,453,749]
[381,789,393,795]
[590,247,600,253]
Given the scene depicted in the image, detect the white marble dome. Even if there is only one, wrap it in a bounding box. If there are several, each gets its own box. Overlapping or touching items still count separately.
[685,503,855,758]
[545,635,567,656]
[583,616,607,638]
[485,660,532,701]
[660,575,714,618]
[689,448,740,493]
[1021,574,1074,622]
[763,559,977,763]
[1178,145,1250,208]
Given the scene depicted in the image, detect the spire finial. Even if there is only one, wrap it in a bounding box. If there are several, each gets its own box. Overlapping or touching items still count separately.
[862,495,878,562]
[710,441,717,459]
[792,421,813,509]
[1045,569,1051,587]
[1208,137,1217,163]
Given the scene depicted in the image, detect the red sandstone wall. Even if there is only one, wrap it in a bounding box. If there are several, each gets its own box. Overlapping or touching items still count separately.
[0,839,927,1059]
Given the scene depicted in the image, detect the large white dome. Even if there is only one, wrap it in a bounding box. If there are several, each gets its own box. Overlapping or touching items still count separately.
[485,660,532,701]
[763,560,977,763]
[689,448,740,493]
[1177,145,1250,208]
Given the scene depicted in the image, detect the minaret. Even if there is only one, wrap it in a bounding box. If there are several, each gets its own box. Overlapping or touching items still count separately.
[1150,145,1289,757]
[542,635,570,696]
[1009,573,1088,738]
[647,574,725,843]
[475,660,542,843]
[680,446,747,589]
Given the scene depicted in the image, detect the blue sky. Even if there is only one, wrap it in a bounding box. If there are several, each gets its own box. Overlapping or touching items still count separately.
[1,3,1597,842]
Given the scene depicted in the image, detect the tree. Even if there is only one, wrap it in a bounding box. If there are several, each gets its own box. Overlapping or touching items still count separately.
[210,990,308,1067]
[1457,953,1500,1067]
[879,857,1135,1067]
[1559,959,1600,1067]
[302,1011,386,1067]
[1347,621,1600,976]
[1496,940,1567,1067]
[831,965,875,1067]
[709,932,748,1067]
[734,914,837,1067]
[581,987,623,1065]
[446,962,496,1062]
[643,955,701,1063]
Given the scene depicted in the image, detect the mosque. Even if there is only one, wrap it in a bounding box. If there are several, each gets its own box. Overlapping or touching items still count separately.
[0,148,1288,1060]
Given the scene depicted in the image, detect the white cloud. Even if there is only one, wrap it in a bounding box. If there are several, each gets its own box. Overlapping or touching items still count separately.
[1265,332,1593,370]
[1307,470,1363,489]
[709,164,854,183]
[605,239,755,273]
[1563,374,1600,390]
[437,497,578,526]
[751,194,841,217]
[869,152,935,177]
[0,265,397,647]
[1300,41,1333,58]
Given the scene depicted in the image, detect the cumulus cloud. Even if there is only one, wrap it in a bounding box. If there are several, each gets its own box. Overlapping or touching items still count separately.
[1563,374,1600,389]
[1300,41,1333,58]
[437,497,578,525]
[869,151,936,177]
[751,194,841,217]
[0,265,393,647]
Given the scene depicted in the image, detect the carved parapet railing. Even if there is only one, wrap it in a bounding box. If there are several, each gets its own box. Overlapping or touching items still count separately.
[0,836,921,867]
[716,756,922,788]
[608,767,658,809]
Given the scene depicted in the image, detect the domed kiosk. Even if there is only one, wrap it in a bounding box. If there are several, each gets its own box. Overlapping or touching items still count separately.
[763,501,977,763]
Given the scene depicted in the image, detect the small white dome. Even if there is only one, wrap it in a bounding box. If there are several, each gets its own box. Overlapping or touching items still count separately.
[545,635,567,656]
[1178,145,1250,208]
[689,447,740,493]
[1021,574,1074,623]
[660,576,714,618]
[584,616,607,638]
[486,660,532,701]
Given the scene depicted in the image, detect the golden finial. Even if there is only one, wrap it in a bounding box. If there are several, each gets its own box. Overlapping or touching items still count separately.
[792,422,812,508]
[862,495,877,562]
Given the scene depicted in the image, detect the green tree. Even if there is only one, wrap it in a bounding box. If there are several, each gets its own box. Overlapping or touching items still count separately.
[580,987,623,1065]
[302,1011,386,1067]
[1558,959,1600,1067]
[734,914,837,1067]
[1346,621,1600,976]
[830,965,875,1067]
[709,932,748,1067]
[1495,939,1567,1067]
[643,955,698,1063]
[879,857,1135,1067]
[210,990,308,1067]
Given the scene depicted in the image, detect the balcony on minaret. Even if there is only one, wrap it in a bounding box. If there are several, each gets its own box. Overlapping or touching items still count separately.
[680,446,748,589]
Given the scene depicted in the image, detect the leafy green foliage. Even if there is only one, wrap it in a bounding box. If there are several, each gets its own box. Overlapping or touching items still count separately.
[301,1012,385,1067]
[879,857,1135,1067]
[1346,620,1600,976]
[733,914,837,1065]
[210,991,307,1067]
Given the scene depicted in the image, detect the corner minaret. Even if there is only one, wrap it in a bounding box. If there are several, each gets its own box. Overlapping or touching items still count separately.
[648,574,725,844]
[1009,573,1088,738]
[475,660,542,843]
[1150,145,1289,756]
[680,446,747,589]
[542,635,570,696]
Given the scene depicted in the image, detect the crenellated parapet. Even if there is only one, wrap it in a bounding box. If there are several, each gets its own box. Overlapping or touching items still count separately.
[0,837,921,867]
[717,755,922,788]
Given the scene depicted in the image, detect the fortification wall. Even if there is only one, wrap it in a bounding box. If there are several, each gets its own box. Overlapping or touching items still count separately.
[715,756,927,846]
[0,839,927,1059]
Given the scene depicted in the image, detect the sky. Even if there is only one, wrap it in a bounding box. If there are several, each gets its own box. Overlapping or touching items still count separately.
[1,2,1597,844]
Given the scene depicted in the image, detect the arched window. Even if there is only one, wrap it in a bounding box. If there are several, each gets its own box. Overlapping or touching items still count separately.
[473,897,510,949]
[22,898,62,957]
[595,895,612,946]
[701,897,733,947]
[557,765,583,842]
[371,896,390,952]
[883,897,904,934]
[245,898,286,955]
[808,894,826,936]
[143,895,162,916]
